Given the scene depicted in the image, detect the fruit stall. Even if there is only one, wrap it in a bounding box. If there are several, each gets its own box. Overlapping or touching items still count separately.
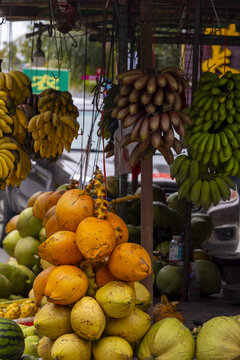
[0,1,240,360]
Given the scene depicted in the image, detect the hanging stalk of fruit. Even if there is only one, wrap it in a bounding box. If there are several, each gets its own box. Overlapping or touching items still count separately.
[112,67,190,165]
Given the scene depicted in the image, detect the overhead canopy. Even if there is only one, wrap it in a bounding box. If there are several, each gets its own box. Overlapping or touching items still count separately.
[1,0,240,28]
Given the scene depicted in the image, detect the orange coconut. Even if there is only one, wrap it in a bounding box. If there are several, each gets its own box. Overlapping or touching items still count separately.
[5,214,19,234]
[38,231,83,266]
[105,212,129,245]
[45,265,88,305]
[55,189,95,232]
[108,242,152,282]
[33,191,54,220]
[76,217,116,262]
[33,266,55,305]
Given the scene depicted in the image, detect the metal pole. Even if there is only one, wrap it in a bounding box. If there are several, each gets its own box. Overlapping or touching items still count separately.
[183,0,202,301]
[140,0,153,318]
[117,1,129,221]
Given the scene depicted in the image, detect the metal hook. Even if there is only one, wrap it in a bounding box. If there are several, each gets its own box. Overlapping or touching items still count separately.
[58,32,63,61]
[0,18,6,25]
[52,29,60,80]
[68,32,78,47]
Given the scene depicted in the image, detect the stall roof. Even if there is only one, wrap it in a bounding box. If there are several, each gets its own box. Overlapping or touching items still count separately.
[1,0,240,26]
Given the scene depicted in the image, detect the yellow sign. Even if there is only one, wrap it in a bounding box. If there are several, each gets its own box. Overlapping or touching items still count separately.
[202,24,240,75]
[31,74,60,92]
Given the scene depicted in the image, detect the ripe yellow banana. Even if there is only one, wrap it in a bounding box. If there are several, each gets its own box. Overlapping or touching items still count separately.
[15,108,28,129]
[2,114,13,125]
[0,152,14,170]
[36,113,45,129]
[28,115,39,132]
[44,111,52,123]
[11,70,30,86]
[0,142,18,150]
[0,156,10,178]
[0,149,15,162]
[34,139,41,152]
[9,71,24,90]
[0,119,12,134]
[60,116,77,131]
[4,73,13,91]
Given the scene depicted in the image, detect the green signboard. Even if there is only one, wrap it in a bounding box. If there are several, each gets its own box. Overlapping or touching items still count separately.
[23,68,69,94]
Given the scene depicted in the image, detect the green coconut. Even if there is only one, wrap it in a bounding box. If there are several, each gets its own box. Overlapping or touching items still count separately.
[14,236,40,268]
[0,273,13,298]
[138,318,195,360]
[2,230,21,257]
[156,265,183,298]
[197,259,222,295]
[127,224,141,244]
[17,207,42,238]
[167,192,187,215]
[196,316,240,360]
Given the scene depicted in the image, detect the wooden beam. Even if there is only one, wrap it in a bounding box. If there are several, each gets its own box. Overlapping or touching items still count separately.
[140,0,153,319]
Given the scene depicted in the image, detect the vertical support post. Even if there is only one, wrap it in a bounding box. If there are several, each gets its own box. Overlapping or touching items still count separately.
[140,0,153,318]
[183,0,202,301]
[117,1,128,221]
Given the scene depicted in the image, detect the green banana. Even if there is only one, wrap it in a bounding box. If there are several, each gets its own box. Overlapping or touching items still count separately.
[178,177,193,199]
[212,97,220,111]
[190,178,202,203]
[211,88,221,96]
[230,136,239,149]
[227,79,234,91]
[226,115,234,124]
[204,108,213,122]
[206,134,215,153]
[214,133,221,152]
[192,124,203,133]
[214,176,231,201]
[209,179,221,206]
[219,131,228,147]
[223,127,234,140]
[189,159,199,184]
[170,155,188,179]
[219,102,226,116]
[224,157,235,174]
[218,77,228,86]
[233,149,240,159]
[202,120,213,132]
[204,96,214,111]
[226,98,233,110]
[223,175,236,190]
[200,179,211,209]
[175,158,191,185]
[231,157,239,177]
[198,134,210,153]
[212,149,219,167]
[229,106,236,116]
[202,151,212,165]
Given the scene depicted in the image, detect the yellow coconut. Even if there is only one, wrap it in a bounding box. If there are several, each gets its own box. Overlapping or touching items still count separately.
[70,296,106,341]
[93,336,133,360]
[105,307,151,343]
[51,333,91,360]
[134,281,152,312]
[95,281,135,318]
[34,302,72,339]
[37,336,54,360]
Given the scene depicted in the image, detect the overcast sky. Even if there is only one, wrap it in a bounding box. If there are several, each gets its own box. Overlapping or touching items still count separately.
[0,20,29,48]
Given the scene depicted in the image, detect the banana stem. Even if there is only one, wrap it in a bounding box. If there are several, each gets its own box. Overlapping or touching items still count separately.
[110,195,140,205]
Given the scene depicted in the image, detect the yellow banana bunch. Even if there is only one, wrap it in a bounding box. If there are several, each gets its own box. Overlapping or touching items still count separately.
[28,111,79,158]
[0,70,31,105]
[38,89,79,119]
[6,149,31,187]
[113,67,189,166]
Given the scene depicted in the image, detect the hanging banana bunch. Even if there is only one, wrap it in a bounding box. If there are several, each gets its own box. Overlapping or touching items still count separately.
[0,70,31,105]
[112,67,190,165]
[170,70,240,208]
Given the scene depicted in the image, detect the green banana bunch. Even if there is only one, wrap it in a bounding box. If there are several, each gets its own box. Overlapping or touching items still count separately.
[177,174,234,209]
